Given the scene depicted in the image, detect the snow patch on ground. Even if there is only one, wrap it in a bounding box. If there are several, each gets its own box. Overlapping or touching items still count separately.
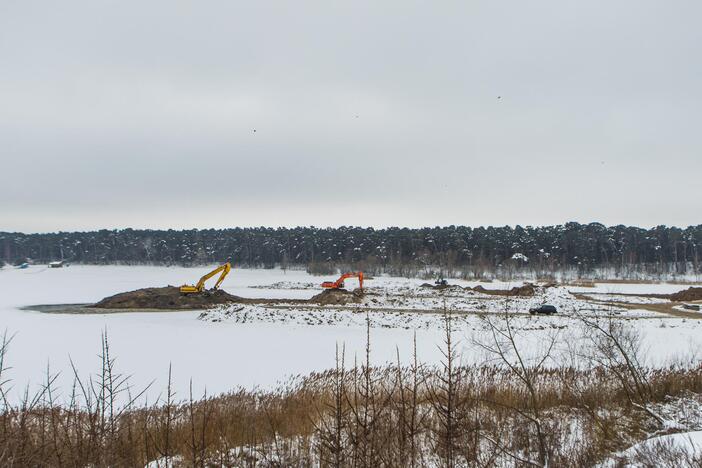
[673,304,702,313]
[199,284,653,328]
[599,394,702,467]
[376,283,604,314]
[611,431,702,466]
[201,304,454,329]
[567,282,698,295]
[650,394,702,430]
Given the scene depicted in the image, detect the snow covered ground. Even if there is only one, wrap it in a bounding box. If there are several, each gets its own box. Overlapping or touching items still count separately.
[567,282,698,295]
[1,265,701,406]
[580,293,670,305]
[603,430,702,467]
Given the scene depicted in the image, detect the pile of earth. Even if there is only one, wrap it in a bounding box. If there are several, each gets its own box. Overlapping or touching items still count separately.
[419,282,536,296]
[668,287,702,302]
[93,287,242,310]
[470,283,536,297]
[310,288,364,305]
[420,283,464,291]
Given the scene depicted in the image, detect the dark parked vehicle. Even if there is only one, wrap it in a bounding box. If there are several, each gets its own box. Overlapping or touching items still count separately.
[529,304,557,315]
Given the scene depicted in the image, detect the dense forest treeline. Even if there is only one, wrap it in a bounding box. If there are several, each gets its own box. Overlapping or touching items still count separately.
[1,223,701,278]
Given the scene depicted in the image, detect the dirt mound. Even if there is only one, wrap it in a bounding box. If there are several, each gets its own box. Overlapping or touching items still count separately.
[470,283,536,297]
[310,289,363,305]
[421,283,455,290]
[512,283,536,296]
[669,287,702,302]
[93,287,242,310]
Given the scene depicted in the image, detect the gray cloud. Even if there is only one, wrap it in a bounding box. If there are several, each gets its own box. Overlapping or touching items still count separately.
[1,0,700,232]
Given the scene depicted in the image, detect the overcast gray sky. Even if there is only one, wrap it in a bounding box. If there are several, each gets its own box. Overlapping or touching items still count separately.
[1,0,700,232]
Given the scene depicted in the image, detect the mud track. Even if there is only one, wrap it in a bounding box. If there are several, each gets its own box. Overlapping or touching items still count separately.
[572,293,702,319]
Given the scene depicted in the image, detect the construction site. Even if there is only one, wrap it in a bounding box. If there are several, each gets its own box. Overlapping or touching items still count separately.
[7,262,702,467]
[29,261,702,323]
[46,263,368,312]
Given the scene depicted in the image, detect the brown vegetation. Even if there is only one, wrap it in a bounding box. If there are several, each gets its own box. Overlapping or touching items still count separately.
[2,312,702,467]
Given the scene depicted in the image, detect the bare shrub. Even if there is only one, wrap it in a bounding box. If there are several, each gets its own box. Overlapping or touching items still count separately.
[0,327,701,466]
[624,435,702,467]
[473,304,560,467]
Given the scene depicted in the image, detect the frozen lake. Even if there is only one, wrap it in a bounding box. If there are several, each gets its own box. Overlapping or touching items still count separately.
[0,265,447,404]
[1,265,700,405]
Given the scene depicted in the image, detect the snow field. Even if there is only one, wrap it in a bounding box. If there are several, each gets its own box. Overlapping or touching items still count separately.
[0,264,701,407]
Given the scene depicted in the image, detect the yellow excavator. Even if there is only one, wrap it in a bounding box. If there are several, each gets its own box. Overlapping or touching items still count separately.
[179,260,232,294]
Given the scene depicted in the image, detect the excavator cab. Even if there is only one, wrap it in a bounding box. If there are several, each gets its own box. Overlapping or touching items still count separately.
[180,260,232,294]
[321,272,364,291]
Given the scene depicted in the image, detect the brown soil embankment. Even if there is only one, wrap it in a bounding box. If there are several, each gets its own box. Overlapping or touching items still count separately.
[310,288,364,305]
[93,287,243,310]
[669,287,702,302]
[470,283,536,297]
[420,283,537,296]
[92,286,364,310]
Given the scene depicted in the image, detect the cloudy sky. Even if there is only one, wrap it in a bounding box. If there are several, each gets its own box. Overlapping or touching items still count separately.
[1,1,700,232]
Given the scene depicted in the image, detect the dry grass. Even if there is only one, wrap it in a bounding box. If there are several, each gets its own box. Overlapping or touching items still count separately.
[1,322,701,467]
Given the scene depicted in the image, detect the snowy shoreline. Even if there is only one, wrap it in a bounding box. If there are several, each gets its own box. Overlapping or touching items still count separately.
[2,265,701,407]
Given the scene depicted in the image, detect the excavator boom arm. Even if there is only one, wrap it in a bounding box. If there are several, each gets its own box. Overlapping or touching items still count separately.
[212,263,231,290]
[321,271,363,290]
[195,263,230,290]
[180,261,232,294]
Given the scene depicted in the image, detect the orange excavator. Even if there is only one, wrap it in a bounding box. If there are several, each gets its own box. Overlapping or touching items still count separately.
[321,272,364,290]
